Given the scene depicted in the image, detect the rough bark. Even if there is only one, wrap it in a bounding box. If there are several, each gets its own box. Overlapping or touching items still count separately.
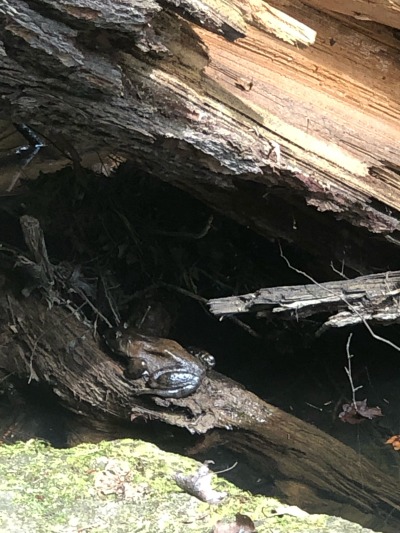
[208,270,400,331]
[1,0,400,274]
[1,279,400,530]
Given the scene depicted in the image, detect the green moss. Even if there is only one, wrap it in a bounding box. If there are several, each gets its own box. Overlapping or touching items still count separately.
[0,439,377,532]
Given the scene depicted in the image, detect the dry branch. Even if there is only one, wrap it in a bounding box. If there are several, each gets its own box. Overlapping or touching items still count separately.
[208,270,400,330]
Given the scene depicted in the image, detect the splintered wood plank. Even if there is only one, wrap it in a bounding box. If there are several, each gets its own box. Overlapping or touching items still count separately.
[1,0,400,242]
[208,270,400,329]
[192,0,400,215]
[232,0,317,46]
[303,0,400,30]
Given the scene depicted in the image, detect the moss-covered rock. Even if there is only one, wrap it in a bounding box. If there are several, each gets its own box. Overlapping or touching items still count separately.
[0,439,380,532]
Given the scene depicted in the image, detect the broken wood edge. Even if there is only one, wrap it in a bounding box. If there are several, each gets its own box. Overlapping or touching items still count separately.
[207,270,400,331]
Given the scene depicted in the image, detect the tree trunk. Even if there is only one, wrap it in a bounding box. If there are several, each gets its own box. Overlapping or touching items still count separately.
[1,0,400,272]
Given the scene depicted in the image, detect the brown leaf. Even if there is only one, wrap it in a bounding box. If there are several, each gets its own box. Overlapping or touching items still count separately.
[174,462,227,504]
[235,513,256,531]
[338,399,383,424]
[213,513,256,533]
[386,435,400,451]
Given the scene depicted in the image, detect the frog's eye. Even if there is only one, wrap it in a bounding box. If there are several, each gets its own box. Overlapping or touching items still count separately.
[201,353,215,369]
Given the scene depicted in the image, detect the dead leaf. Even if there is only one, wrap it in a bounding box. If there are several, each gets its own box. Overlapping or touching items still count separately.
[213,513,256,532]
[93,458,144,500]
[338,399,383,424]
[174,462,227,504]
[386,435,400,451]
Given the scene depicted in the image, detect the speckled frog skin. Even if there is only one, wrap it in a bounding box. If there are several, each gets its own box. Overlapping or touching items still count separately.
[105,329,214,398]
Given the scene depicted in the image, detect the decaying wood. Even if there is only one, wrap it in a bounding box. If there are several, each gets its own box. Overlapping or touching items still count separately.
[208,270,400,331]
[1,0,400,274]
[303,0,400,29]
[1,282,400,530]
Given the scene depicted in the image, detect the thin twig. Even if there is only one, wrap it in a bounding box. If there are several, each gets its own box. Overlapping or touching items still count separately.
[279,241,400,352]
[359,317,400,352]
[344,333,363,409]
[160,283,261,337]
[330,260,349,280]
[74,288,113,328]
[212,461,238,475]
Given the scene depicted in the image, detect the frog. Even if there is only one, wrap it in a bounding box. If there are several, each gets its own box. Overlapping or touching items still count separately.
[105,328,215,399]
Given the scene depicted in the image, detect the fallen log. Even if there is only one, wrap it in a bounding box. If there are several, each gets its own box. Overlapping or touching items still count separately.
[1,0,400,274]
